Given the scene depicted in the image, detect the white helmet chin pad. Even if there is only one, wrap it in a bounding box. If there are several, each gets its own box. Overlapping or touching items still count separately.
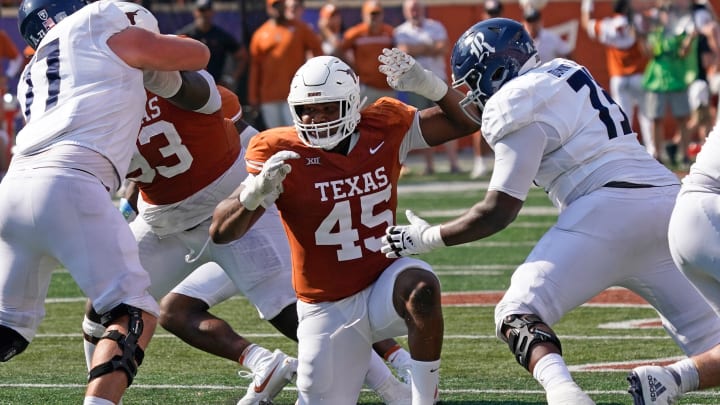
[288,56,361,149]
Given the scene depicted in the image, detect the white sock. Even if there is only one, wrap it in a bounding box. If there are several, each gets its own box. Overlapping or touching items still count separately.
[83,396,114,405]
[82,316,106,371]
[239,344,272,371]
[668,358,699,393]
[409,358,440,405]
[365,351,393,390]
[532,353,574,391]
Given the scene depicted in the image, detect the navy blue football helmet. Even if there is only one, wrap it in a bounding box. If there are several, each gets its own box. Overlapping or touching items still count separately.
[450,18,539,123]
[18,0,88,49]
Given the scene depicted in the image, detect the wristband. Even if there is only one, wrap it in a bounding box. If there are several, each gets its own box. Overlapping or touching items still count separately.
[119,198,137,222]
[423,72,449,102]
[422,225,446,248]
[193,70,222,114]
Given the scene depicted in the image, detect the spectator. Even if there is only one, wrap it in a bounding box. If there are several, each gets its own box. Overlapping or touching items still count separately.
[338,0,396,105]
[523,8,573,63]
[483,0,503,18]
[395,0,460,175]
[318,2,343,55]
[642,0,698,166]
[581,0,655,157]
[248,0,322,129]
[176,0,248,91]
[685,0,719,148]
[286,0,309,29]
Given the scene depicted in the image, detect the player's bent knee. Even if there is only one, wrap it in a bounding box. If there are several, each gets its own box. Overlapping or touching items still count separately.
[0,325,29,362]
[500,314,562,370]
[158,293,201,332]
[405,271,441,315]
[87,304,146,387]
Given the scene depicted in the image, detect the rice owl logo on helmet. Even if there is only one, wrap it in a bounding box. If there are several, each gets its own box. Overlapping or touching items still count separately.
[468,32,495,65]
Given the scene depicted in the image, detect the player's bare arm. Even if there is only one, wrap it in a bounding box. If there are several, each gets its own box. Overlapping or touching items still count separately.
[377,47,479,146]
[210,150,300,244]
[209,187,265,244]
[108,27,209,72]
[440,190,523,245]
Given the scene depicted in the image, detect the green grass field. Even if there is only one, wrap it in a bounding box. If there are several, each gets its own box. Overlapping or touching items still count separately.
[1,170,717,404]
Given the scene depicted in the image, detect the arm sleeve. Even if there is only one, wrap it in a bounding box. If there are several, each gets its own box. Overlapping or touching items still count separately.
[399,111,429,163]
[487,122,548,201]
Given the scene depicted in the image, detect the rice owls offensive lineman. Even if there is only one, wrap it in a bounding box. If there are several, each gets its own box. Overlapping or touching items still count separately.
[0,0,209,403]
[209,54,478,404]
[381,18,720,405]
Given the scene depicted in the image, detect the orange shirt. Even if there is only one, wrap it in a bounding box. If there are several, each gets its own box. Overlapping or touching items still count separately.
[340,23,395,90]
[127,92,241,205]
[245,98,416,303]
[249,20,323,105]
[590,15,647,77]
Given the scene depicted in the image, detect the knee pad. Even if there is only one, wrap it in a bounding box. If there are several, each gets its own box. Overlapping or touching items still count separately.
[82,315,106,344]
[87,304,145,387]
[0,325,29,362]
[501,314,562,370]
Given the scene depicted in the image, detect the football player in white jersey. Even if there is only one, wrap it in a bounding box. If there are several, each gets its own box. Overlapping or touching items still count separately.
[0,0,209,404]
[381,18,720,405]
[625,129,720,402]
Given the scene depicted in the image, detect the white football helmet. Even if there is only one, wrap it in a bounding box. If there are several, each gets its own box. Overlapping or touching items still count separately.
[287,56,361,149]
[112,1,160,34]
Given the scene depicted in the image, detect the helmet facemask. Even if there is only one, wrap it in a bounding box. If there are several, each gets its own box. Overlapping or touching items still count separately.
[291,98,358,150]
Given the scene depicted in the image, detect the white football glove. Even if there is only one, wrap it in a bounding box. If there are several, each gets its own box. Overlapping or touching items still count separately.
[239,150,300,210]
[381,210,445,258]
[378,48,448,101]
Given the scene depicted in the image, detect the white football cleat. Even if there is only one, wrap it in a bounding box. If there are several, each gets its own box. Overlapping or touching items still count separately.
[237,349,297,405]
[375,375,411,405]
[545,381,595,405]
[627,365,682,404]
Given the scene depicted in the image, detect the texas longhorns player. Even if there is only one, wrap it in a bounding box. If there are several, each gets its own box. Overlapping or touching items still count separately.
[80,79,301,404]
[84,80,414,404]
[209,53,478,404]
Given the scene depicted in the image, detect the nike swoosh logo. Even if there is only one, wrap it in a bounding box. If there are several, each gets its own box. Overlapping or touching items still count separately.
[430,367,440,373]
[253,364,280,393]
[369,141,385,154]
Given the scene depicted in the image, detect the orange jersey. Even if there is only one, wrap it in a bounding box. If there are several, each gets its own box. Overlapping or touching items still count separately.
[127,93,241,205]
[249,20,323,105]
[245,98,416,303]
[340,23,394,90]
[588,15,647,77]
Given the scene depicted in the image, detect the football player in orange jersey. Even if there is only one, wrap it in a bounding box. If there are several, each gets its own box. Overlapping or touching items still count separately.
[85,79,414,405]
[209,52,478,404]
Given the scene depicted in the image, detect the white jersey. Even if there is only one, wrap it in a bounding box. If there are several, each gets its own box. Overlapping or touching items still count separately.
[482,58,678,210]
[15,1,145,184]
[685,126,720,189]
